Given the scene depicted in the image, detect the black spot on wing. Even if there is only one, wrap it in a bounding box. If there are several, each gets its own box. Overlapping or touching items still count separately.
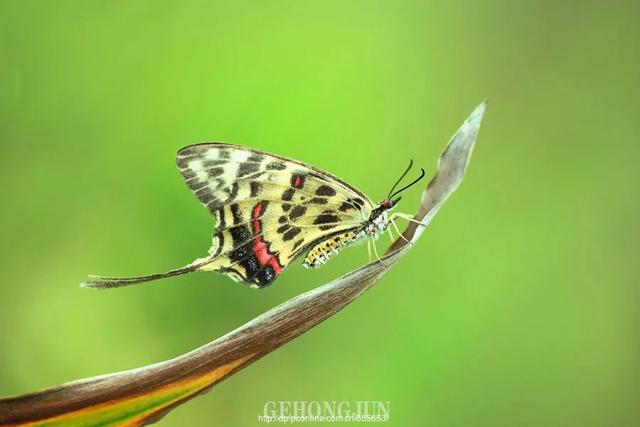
[316,185,337,197]
[180,167,196,180]
[339,198,364,212]
[339,201,353,212]
[237,162,261,178]
[195,188,216,205]
[289,205,307,220]
[250,181,261,197]
[282,188,295,201]
[277,224,290,234]
[313,211,340,231]
[283,227,302,241]
[207,167,225,179]
[313,212,339,224]
[308,197,328,205]
[266,161,287,170]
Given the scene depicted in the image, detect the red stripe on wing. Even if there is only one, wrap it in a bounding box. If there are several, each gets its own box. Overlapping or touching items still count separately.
[251,202,283,274]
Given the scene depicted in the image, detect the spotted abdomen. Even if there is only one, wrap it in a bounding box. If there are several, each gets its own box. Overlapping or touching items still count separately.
[303,229,365,269]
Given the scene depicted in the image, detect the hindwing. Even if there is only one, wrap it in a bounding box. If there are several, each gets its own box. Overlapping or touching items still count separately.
[176,143,374,287]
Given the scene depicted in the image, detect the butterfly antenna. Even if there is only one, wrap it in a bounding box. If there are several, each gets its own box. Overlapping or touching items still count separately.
[389,168,426,200]
[387,159,414,199]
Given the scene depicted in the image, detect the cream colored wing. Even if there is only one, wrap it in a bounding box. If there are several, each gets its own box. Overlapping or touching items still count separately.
[176,142,374,287]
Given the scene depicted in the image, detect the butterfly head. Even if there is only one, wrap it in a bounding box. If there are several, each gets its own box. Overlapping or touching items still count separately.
[380,197,401,210]
[367,160,426,235]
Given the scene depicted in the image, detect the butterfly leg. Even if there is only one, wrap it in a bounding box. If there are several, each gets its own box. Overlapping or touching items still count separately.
[390,212,428,227]
[367,239,373,263]
[386,222,400,242]
[370,238,388,267]
[387,226,395,243]
[390,218,414,246]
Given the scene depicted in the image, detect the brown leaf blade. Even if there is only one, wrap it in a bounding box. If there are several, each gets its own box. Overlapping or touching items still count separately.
[0,102,485,426]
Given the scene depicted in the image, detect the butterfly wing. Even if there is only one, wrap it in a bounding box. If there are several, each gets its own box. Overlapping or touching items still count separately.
[176,142,374,288]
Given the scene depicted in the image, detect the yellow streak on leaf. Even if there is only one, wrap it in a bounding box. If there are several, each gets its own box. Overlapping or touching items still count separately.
[21,354,254,427]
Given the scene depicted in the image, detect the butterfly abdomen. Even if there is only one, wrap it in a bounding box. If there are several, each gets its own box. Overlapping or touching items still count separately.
[303,229,366,269]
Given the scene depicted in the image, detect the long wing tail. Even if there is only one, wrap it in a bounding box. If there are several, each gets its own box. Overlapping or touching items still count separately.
[81,260,206,290]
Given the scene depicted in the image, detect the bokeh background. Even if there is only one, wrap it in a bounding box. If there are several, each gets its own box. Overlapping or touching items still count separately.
[1,1,638,426]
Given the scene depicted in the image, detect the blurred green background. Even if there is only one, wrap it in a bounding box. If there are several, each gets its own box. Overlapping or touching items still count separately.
[1,1,638,426]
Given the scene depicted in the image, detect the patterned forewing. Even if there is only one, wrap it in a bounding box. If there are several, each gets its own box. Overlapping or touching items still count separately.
[176,143,373,287]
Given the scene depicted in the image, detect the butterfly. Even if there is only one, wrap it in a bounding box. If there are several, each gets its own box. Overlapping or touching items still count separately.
[82,143,425,289]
